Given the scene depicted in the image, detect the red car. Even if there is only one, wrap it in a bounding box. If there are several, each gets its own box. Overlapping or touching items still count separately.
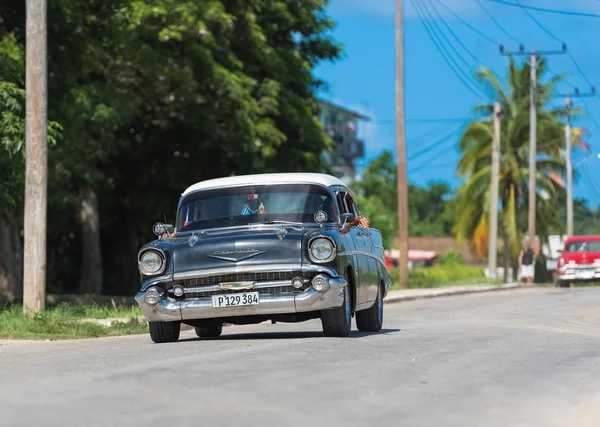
[555,235,600,287]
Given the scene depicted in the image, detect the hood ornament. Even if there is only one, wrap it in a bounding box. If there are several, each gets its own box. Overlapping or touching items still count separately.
[277,225,288,240]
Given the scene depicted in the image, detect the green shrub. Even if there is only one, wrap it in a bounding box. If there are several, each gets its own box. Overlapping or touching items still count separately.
[438,251,463,265]
[387,252,486,289]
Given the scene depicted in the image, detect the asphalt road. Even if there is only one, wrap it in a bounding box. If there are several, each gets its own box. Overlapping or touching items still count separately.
[2,287,599,427]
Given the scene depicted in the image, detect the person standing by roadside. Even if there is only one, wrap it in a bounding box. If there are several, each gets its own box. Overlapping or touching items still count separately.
[518,239,536,286]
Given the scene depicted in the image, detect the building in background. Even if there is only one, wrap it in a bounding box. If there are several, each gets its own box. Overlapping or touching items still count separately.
[317,99,369,181]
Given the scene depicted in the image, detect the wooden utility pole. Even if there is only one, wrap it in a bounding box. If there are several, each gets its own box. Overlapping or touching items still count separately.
[395,0,409,288]
[527,51,537,245]
[555,87,595,237]
[23,0,48,314]
[565,95,573,237]
[488,102,501,281]
[499,44,566,247]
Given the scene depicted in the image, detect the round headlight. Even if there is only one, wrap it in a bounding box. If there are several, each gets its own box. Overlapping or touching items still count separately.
[309,238,336,263]
[139,250,164,275]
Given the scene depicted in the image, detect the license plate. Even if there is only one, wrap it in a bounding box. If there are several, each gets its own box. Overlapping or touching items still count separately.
[575,270,595,279]
[212,292,260,308]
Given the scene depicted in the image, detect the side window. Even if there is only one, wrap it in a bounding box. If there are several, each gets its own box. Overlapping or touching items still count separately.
[336,191,349,214]
[344,193,359,217]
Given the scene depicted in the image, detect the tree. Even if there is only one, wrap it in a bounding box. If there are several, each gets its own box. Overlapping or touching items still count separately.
[0,0,343,296]
[0,33,61,303]
[453,55,589,278]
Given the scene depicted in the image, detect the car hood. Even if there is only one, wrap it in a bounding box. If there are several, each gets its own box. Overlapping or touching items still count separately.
[170,228,304,275]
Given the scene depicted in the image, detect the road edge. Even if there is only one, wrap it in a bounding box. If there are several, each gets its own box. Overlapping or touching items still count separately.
[384,283,524,304]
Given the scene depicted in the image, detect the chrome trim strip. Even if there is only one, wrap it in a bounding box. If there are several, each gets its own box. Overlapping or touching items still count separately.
[172,264,339,280]
[173,264,303,280]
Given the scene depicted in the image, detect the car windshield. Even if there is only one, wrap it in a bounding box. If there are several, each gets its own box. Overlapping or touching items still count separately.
[176,184,339,232]
[564,240,600,252]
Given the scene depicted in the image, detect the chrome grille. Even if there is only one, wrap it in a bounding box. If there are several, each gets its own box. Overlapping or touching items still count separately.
[171,270,316,298]
[175,270,312,288]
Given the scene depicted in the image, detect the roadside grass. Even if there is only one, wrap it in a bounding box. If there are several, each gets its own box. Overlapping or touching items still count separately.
[388,251,503,290]
[0,302,147,340]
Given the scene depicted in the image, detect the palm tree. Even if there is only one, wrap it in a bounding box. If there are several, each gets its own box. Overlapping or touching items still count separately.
[454,55,589,280]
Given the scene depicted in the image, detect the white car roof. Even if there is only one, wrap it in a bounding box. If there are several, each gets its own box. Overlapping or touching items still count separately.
[181,173,349,196]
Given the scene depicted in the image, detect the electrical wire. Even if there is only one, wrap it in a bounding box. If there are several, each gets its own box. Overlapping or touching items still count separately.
[409,161,457,173]
[486,0,600,18]
[580,98,600,134]
[431,0,501,45]
[407,125,462,162]
[417,0,472,69]
[411,0,486,100]
[423,0,481,64]
[513,0,563,43]
[475,0,521,45]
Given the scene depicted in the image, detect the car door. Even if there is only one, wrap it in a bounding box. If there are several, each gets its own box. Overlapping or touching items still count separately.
[342,192,378,307]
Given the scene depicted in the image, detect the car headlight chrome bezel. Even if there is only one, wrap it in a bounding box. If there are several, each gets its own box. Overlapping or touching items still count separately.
[138,248,166,276]
[308,237,336,264]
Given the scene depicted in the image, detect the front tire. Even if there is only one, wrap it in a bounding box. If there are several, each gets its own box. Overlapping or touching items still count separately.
[148,321,181,343]
[557,280,571,288]
[321,286,352,337]
[356,284,383,332]
[195,324,223,338]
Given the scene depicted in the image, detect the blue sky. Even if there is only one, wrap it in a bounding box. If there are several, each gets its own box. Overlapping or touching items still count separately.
[313,0,600,208]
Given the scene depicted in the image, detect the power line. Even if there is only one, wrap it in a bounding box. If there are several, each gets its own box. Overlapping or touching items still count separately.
[512,0,563,43]
[475,0,520,45]
[409,161,457,173]
[431,0,501,45]
[411,0,486,100]
[486,0,600,18]
[407,125,462,162]
[417,0,472,69]
[423,0,481,64]
[580,98,600,134]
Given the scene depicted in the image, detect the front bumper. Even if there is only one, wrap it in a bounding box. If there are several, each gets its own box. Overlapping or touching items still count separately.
[135,275,347,322]
[557,265,600,281]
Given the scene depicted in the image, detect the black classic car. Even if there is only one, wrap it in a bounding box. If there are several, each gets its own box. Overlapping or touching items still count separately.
[135,173,391,343]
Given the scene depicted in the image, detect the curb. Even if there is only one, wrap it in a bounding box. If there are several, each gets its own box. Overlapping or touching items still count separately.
[383,283,524,304]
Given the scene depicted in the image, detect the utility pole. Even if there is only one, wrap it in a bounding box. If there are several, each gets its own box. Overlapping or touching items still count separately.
[488,102,501,281]
[528,51,537,245]
[395,0,409,288]
[500,44,566,247]
[565,94,573,237]
[555,87,596,237]
[23,0,48,314]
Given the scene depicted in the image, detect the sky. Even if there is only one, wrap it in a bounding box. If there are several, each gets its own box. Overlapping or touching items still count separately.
[313,0,600,208]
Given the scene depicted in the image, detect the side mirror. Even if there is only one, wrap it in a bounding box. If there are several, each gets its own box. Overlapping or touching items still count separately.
[153,222,174,238]
[340,213,355,227]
